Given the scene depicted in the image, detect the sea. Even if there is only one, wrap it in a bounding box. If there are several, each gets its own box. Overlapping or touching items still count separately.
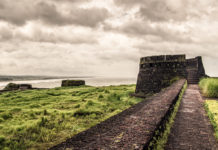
[0,77,137,90]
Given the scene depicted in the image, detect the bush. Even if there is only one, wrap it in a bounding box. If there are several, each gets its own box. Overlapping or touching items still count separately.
[199,78,218,98]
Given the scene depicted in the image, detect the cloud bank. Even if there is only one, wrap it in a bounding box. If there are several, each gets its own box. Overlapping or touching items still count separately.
[0,0,218,77]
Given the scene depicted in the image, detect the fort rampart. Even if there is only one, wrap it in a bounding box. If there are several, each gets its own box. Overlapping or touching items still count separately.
[135,54,206,97]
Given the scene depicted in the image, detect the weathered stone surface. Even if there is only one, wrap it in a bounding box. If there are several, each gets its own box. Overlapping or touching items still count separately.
[61,80,85,87]
[135,55,206,97]
[165,85,218,150]
[19,84,32,90]
[3,83,32,91]
[49,80,185,150]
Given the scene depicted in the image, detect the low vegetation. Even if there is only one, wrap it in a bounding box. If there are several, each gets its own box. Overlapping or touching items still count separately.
[201,78,218,140]
[0,84,142,150]
[199,78,218,98]
[204,100,218,140]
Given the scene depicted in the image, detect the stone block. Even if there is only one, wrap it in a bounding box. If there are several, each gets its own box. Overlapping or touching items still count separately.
[61,80,85,87]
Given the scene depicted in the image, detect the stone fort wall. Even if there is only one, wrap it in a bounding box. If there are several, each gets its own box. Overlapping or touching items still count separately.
[135,54,206,97]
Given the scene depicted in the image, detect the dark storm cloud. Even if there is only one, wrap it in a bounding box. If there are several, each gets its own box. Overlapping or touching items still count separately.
[0,0,110,27]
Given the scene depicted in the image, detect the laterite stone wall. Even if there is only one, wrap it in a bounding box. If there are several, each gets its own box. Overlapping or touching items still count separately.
[135,54,206,97]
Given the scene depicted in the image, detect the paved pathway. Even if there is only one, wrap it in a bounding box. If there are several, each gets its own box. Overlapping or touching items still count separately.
[50,80,185,150]
[165,84,218,150]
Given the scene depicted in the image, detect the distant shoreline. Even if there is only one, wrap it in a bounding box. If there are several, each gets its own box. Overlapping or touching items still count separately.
[0,75,94,82]
[0,77,137,90]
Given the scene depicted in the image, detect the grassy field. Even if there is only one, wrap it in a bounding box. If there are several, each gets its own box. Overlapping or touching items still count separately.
[0,84,142,150]
[199,78,218,98]
[204,100,218,140]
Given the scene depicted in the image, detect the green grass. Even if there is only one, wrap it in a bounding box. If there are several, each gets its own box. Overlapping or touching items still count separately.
[0,84,142,150]
[204,100,218,140]
[199,78,218,98]
[148,81,187,150]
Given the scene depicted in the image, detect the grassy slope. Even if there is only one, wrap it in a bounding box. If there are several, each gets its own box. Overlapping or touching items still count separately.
[204,100,218,140]
[0,84,142,150]
[199,78,218,98]
[200,78,218,140]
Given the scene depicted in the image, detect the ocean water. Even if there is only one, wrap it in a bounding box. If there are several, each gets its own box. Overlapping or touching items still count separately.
[0,77,137,90]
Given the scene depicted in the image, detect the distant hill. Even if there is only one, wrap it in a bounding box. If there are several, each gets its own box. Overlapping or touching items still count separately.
[0,75,93,82]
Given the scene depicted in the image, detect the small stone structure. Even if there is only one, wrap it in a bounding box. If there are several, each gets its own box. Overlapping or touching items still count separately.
[135,54,206,97]
[61,80,85,87]
[4,83,32,91]
[19,84,32,90]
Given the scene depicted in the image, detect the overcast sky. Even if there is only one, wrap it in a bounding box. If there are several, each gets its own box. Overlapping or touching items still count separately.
[0,0,218,77]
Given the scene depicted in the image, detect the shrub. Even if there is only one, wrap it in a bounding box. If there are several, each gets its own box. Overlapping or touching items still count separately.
[199,78,218,98]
